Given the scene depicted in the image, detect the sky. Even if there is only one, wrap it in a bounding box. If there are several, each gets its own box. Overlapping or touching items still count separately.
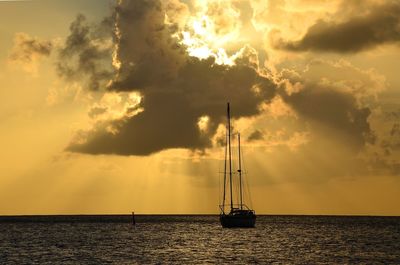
[0,0,399,215]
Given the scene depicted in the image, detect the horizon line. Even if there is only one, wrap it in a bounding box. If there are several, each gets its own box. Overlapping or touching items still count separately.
[1,213,399,217]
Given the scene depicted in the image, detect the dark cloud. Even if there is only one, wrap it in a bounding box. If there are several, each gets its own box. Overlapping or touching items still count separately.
[282,84,375,151]
[109,0,188,91]
[9,32,52,63]
[68,0,277,156]
[274,1,400,53]
[69,56,277,155]
[56,14,114,91]
[247,130,264,142]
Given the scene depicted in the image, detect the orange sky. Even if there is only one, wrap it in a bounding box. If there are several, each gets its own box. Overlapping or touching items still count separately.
[0,0,399,215]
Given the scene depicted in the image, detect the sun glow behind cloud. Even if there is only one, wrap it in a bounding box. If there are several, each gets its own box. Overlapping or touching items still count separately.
[174,0,244,65]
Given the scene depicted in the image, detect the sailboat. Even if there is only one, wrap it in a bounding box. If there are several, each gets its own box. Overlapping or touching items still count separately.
[219,103,256,228]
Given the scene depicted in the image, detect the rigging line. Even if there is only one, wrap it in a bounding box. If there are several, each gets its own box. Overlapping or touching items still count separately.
[232,133,240,208]
[238,133,243,210]
[241,145,253,208]
[232,136,239,204]
[218,147,222,207]
[218,166,221,207]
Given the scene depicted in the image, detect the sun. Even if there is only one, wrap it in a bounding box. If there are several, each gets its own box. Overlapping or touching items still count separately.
[175,0,243,66]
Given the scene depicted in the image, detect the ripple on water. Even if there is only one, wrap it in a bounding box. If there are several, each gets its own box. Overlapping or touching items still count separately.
[0,216,399,264]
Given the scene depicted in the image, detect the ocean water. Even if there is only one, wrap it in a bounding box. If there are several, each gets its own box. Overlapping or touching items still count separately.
[0,215,399,264]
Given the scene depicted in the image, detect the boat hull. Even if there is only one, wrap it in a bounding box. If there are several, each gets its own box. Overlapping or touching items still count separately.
[220,214,256,228]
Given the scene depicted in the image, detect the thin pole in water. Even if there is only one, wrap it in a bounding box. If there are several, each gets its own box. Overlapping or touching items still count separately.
[132,212,136,225]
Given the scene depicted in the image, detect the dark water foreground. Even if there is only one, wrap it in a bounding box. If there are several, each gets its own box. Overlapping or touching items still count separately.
[0,215,399,264]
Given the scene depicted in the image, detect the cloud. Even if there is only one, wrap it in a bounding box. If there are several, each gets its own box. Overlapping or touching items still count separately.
[69,56,277,155]
[274,0,400,53]
[283,85,375,150]
[280,60,379,151]
[88,106,108,119]
[56,14,114,91]
[67,0,278,156]
[247,130,264,142]
[109,0,189,91]
[8,32,53,73]
[63,0,381,160]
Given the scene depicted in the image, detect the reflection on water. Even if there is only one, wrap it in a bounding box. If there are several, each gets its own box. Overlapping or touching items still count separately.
[0,215,399,264]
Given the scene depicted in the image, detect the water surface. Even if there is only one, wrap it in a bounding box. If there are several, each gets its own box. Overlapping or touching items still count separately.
[0,215,399,264]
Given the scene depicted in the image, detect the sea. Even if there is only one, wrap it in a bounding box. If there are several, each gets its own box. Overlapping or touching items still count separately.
[0,215,399,264]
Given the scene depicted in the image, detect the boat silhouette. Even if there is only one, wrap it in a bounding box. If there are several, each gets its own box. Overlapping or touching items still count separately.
[219,103,256,228]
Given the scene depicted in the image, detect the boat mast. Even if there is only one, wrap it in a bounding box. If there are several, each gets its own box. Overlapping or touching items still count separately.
[222,119,228,212]
[227,103,233,211]
[238,133,243,210]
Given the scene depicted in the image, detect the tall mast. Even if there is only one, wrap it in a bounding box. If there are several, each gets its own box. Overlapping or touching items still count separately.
[227,103,233,211]
[238,133,243,210]
[222,120,227,212]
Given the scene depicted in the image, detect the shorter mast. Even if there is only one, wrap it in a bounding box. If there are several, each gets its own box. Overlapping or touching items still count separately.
[238,133,243,210]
